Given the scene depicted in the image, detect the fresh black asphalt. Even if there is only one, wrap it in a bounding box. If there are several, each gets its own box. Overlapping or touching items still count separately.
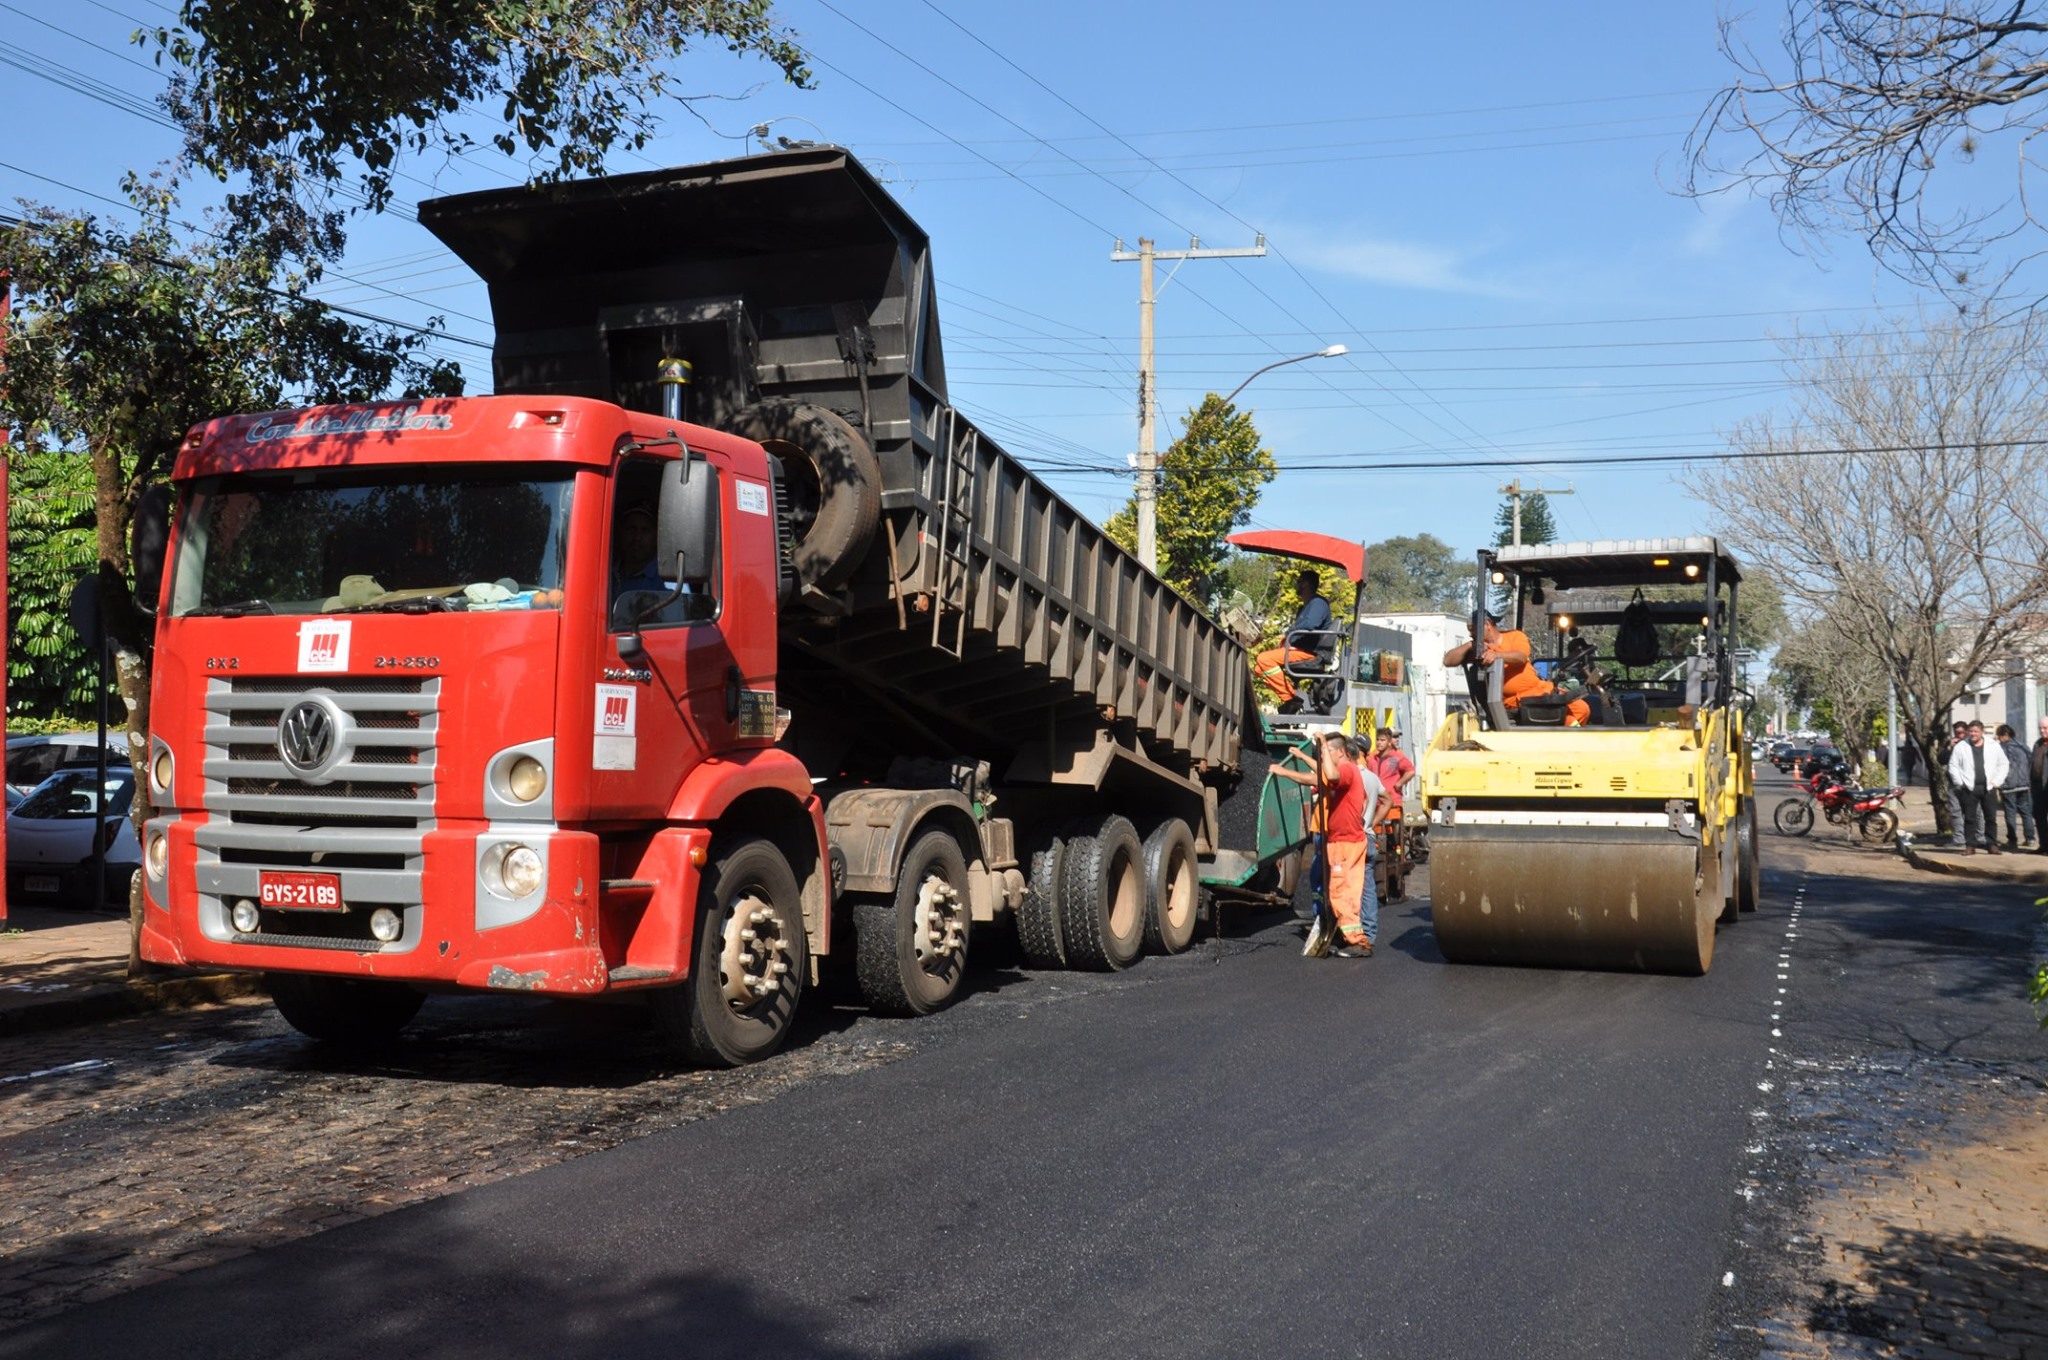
[2,846,1824,1359]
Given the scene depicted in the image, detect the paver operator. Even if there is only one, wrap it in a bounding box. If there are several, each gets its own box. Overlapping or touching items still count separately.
[1254,570,1334,713]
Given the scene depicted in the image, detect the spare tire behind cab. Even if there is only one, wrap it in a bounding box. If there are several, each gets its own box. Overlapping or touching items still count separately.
[726,401,882,598]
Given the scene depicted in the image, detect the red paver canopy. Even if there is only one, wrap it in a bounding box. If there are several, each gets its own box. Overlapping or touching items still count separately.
[1226,530,1365,584]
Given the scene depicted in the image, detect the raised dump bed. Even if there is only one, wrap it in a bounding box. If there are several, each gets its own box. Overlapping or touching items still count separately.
[420,147,1249,793]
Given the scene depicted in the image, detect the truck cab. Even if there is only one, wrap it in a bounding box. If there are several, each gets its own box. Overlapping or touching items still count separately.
[139,396,828,1063]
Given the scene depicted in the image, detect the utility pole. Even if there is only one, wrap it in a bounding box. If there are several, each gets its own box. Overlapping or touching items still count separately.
[1498,478,1575,546]
[1111,234,1267,570]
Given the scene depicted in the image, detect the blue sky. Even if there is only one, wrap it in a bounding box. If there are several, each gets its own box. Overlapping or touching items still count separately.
[0,0,1959,568]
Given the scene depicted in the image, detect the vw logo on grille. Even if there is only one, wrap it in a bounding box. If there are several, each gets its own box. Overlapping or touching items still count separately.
[278,699,341,776]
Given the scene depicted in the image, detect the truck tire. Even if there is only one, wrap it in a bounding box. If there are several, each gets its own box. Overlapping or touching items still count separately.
[852,828,972,1017]
[1059,814,1146,971]
[1015,836,1067,968]
[1141,818,1199,955]
[266,974,424,1047]
[652,837,807,1066]
[728,401,880,594]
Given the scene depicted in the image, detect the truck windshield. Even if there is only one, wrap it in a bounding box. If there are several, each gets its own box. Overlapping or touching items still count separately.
[173,469,573,617]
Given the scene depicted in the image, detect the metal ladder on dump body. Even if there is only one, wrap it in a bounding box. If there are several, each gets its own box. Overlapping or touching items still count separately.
[930,407,980,657]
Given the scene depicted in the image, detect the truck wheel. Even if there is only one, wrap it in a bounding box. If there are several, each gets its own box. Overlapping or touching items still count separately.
[266,974,424,1047]
[1015,836,1067,968]
[1735,796,1761,913]
[1141,818,1199,955]
[653,837,807,1066]
[1059,815,1146,971]
[852,829,972,1016]
[728,401,880,594]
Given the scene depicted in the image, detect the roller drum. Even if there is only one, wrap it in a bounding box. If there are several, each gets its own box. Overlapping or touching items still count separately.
[1430,825,1717,975]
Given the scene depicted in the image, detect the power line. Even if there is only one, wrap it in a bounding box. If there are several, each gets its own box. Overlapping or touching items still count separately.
[1036,437,2048,475]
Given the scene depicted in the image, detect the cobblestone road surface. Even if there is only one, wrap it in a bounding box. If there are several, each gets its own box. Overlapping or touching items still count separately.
[0,990,919,1326]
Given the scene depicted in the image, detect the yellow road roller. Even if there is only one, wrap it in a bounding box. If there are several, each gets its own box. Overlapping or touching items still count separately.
[1420,537,1760,975]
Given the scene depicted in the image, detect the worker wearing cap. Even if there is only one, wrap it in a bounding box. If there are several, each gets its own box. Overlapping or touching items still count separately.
[1254,570,1334,712]
[1444,612,1589,726]
[1363,727,1415,904]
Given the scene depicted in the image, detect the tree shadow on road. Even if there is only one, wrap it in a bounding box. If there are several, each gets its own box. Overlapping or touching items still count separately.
[1806,1227,2048,1351]
[0,1231,997,1359]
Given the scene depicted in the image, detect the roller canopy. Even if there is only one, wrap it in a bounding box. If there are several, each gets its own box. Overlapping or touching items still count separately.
[1490,536,1742,588]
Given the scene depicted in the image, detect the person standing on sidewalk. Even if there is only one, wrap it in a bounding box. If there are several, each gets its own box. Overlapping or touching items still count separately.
[1996,723,2034,850]
[2030,717,2048,853]
[1947,720,2008,854]
[1363,727,1416,905]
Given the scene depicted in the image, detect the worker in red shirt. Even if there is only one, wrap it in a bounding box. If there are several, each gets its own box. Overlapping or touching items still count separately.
[1363,727,1415,904]
[1273,733,1381,958]
[1444,612,1588,726]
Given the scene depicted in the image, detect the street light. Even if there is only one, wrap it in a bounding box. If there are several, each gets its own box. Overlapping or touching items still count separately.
[1219,344,1349,406]
[1136,344,1348,570]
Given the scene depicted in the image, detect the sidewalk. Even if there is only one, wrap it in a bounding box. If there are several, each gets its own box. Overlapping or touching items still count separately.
[1881,779,2048,889]
[0,905,261,1035]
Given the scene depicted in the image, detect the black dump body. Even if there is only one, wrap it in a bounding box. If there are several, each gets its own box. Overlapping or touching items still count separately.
[419,149,1249,799]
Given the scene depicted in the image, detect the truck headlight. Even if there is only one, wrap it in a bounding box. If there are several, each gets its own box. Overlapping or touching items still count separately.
[146,832,167,878]
[152,748,173,793]
[506,756,547,803]
[483,842,544,899]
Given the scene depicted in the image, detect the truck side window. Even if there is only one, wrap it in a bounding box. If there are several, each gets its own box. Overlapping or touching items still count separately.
[609,456,720,631]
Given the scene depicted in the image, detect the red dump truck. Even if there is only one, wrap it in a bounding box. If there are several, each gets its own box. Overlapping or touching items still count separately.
[132,148,1306,1063]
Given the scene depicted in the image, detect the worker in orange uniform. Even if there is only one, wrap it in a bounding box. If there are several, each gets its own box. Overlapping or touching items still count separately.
[1444,612,1589,726]
[1272,733,1381,958]
[1363,727,1415,904]
[1254,570,1334,713]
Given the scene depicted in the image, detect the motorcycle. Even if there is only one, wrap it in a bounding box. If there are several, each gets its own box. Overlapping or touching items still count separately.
[1773,770,1904,841]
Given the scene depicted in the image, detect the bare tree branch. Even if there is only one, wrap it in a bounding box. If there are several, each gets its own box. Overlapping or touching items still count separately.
[1686,312,2048,832]
[1688,1,2048,298]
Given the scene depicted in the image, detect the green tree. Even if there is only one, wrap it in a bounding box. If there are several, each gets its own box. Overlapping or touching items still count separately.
[1107,394,1276,602]
[1360,533,1468,613]
[5,446,98,719]
[1493,491,1558,547]
[1,179,461,963]
[151,0,813,213]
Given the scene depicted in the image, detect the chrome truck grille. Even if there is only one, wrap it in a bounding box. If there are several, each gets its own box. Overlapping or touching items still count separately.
[195,677,438,950]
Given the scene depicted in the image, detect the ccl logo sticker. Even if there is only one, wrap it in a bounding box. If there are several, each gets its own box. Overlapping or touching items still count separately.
[593,683,638,772]
[298,620,351,673]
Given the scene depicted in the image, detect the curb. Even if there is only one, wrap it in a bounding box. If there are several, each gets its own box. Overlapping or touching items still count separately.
[1894,833,2048,887]
[0,972,267,1038]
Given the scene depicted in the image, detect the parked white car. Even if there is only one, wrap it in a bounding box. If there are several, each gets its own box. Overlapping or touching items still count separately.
[6,733,115,795]
[5,767,140,908]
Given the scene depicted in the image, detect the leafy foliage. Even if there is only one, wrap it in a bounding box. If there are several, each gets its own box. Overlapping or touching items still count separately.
[1359,533,1468,614]
[150,0,814,213]
[1107,394,1277,602]
[1,179,464,575]
[6,448,99,721]
[0,174,464,831]
[2032,904,2048,1028]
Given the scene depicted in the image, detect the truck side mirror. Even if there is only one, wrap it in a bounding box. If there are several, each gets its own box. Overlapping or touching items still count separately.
[657,455,720,584]
[131,484,172,617]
